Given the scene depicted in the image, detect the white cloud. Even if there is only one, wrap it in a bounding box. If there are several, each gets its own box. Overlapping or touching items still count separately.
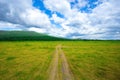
[51,13,65,24]
[75,0,88,8]
[20,8,51,28]
[28,27,46,33]
[67,0,120,39]
[0,0,120,39]
[0,0,51,29]
[44,0,120,39]
[0,21,22,30]
[44,0,72,17]
[0,0,60,37]
[89,0,120,33]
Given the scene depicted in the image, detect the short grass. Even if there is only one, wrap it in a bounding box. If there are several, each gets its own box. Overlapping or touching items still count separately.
[0,41,120,80]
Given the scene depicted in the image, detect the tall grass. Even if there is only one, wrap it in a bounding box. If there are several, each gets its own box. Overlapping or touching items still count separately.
[62,41,120,80]
[0,41,120,80]
[0,41,57,80]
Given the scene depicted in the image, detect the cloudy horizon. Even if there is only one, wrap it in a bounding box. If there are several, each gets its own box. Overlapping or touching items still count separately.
[0,0,120,40]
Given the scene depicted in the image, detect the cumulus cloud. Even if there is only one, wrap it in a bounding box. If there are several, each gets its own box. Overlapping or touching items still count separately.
[0,21,22,30]
[20,9,51,27]
[44,0,76,17]
[73,0,88,8]
[0,0,120,39]
[28,27,47,33]
[51,13,65,24]
[0,0,52,30]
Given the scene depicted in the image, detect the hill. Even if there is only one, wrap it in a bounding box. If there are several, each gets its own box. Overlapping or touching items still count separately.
[0,31,68,41]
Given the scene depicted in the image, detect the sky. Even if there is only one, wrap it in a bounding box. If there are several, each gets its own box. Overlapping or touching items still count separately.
[0,0,120,40]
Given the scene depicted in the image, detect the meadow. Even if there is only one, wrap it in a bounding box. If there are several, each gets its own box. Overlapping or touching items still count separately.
[0,41,120,80]
[0,41,57,80]
[62,41,120,80]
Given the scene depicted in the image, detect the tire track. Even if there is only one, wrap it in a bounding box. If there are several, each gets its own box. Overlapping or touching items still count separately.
[48,45,59,80]
[48,45,74,80]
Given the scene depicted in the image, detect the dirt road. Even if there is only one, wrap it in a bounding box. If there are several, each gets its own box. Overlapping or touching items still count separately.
[48,45,74,80]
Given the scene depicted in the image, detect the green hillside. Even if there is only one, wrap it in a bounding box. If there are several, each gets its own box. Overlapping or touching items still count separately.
[0,31,68,41]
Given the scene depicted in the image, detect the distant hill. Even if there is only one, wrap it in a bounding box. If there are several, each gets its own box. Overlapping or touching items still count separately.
[0,31,69,41]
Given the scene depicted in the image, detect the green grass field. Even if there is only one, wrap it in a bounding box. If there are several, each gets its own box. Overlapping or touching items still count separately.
[0,41,120,80]
[0,41,57,80]
[62,41,120,80]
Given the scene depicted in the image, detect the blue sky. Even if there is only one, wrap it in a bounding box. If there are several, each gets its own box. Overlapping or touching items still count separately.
[33,0,99,16]
[0,0,120,39]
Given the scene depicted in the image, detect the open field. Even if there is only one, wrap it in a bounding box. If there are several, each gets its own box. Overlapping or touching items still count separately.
[0,41,120,80]
[0,41,56,80]
[62,41,120,80]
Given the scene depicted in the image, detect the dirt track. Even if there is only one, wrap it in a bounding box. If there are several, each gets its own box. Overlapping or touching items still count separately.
[48,45,74,80]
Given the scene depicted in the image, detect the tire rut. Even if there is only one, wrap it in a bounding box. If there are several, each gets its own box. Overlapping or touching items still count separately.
[48,45,74,80]
[48,45,59,80]
[59,45,74,80]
